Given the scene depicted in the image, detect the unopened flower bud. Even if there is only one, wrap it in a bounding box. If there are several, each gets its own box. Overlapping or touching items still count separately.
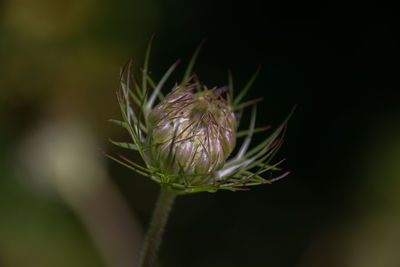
[106,39,291,194]
[147,84,236,183]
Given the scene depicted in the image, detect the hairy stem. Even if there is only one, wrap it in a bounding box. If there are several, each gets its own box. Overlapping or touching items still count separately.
[138,187,176,267]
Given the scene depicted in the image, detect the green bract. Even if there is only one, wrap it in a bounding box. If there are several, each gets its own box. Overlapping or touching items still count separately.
[105,38,293,194]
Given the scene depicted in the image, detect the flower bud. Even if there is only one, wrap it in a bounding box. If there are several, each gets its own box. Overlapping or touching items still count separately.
[107,40,291,193]
[148,83,236,183]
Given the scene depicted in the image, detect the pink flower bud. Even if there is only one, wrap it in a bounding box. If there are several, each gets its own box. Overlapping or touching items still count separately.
[148,84,236,183]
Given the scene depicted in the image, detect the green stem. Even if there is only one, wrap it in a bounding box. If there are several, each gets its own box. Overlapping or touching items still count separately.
[138,187,176,267]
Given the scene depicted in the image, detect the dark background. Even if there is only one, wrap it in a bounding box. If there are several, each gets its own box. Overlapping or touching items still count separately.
[1,0,399,266]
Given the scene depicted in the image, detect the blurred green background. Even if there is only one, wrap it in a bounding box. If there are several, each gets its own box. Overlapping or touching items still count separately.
[1,0,399,266]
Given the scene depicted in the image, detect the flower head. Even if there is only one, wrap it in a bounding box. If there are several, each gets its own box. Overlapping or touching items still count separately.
[104,38,293,194]
[148,83,236,181]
